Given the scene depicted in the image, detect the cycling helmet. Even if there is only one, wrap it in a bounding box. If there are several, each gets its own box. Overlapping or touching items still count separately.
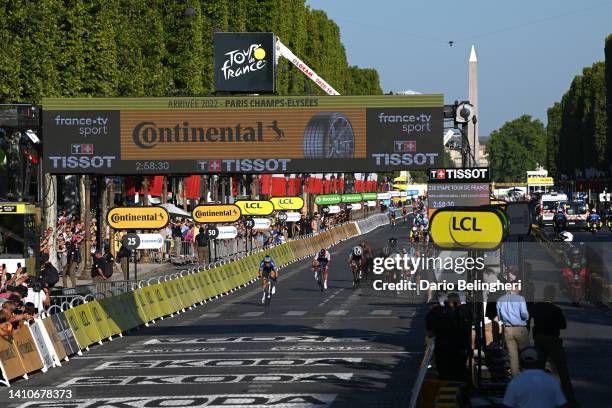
[389,237,398,248]
[559,231,573,242]
[263,255,272,263]
[319,248,327,256]
[412,225,418,231]
[352,246,363,256]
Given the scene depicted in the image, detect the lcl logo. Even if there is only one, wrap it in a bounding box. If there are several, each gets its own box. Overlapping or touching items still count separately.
[451,217,482,232]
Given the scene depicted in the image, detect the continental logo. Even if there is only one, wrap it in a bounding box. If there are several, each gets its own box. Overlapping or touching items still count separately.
[270,197,304,211]
[107,206,169,230]
[192,204,241,223]
[430,207,507,250]
[132,121,275,149]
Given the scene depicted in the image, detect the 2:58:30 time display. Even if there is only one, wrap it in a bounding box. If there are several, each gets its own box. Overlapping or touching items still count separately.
[135,161,170,171]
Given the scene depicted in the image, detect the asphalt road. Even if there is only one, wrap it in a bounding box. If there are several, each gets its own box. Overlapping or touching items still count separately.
[3,219,426,408]
[529,226,612,407]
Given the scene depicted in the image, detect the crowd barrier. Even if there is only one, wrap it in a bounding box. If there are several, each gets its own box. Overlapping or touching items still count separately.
[3,213,392,386]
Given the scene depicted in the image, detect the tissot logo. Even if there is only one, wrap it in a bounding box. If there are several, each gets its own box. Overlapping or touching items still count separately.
[429,167,490,182]
[132,121,274,149]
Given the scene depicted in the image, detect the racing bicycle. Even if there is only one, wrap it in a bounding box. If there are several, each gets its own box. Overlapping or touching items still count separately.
[314,262,325,292]
[262,274,274,305]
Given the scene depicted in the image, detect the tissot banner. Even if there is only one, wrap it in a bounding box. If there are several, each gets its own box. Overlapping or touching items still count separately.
[42,95,443,174]
[214,32,276,93]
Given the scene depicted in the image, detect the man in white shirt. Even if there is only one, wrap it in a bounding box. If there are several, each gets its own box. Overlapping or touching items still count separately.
[23,279,49,313]
[502,347,568,408]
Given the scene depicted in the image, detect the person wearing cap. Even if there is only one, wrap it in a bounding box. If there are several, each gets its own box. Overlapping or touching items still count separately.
[496,288,530,377]
[502,347,568,408]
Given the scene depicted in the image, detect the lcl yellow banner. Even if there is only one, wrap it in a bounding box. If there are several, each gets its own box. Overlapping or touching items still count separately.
[527,177,553,185]
[235,200,274,216]
[269,197,304,211]
[430,208,506,250]
[107,206,170,230]
[192,205,241,223]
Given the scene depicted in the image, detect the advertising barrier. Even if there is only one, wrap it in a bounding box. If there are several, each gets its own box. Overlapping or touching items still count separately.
[0,214,388,385]
[42,95,443,174]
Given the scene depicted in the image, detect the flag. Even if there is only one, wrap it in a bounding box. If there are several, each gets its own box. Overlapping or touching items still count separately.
[260,174,272,195]
[185,175,200,199]
[287,174,300,196]
[125,176,140,196]
[148,176,164,196]
[338,173,345,193]
[231,176,239,197]
[312,173,324,194]
[271,174,287,196]
[354,173,365,192]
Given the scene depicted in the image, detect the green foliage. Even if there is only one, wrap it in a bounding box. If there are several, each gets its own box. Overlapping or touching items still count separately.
[548,60,608,177]
[486,115,546,182]
[606,35,612,171]
[0,1,381,101]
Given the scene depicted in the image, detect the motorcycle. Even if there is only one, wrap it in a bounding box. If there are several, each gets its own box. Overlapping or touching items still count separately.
[562,263,586,306]
[586,217,602,235]
[553,214,567,233]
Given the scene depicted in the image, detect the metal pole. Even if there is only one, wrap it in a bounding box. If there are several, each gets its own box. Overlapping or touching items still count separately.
[134,250,138,281]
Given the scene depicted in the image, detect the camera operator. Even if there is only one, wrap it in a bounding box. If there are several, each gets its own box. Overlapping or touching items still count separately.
[23,277,49,313]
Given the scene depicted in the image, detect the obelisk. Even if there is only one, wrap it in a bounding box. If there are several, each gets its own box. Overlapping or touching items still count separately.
[468,45,479,166]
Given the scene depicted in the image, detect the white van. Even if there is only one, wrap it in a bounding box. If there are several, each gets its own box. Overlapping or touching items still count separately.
[538,192,568,226]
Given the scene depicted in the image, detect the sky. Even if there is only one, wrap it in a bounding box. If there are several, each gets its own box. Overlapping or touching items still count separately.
[306,0,612,136]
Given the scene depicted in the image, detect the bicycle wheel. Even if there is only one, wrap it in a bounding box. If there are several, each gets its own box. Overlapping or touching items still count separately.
[317,268,324,292]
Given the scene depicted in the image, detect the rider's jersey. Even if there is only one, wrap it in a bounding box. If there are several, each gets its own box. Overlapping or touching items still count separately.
[587,213,601,222]
[259,259,277,273]
[314,250,331,264]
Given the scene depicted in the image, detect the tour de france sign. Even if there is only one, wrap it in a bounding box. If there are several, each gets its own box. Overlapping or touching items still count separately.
[41,95,443,174]
[429,207,508,250]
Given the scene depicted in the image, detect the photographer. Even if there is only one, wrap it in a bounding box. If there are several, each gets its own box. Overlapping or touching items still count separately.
[22,278,49,313]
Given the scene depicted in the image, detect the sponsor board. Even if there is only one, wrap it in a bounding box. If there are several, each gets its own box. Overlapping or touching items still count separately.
[366,201,377,207]
[215,226,238,240]
[94,357,363,370]
[427,183,490,211]
[214,32,276,93]
[42,95,443,173]
[235,200,274,216]
[527,176,554,185]
[142,335,373,344]
[341,193,362,203]
[314,194,341,205]
[107,206,169,230]
[16,394,337,408]
[270,197,304,210]
[376,192,391,200]
[327,205,341,214]
[135,233,164,250]
[429,207,507,250]
[252,218,272,230]
[350,203,362,210]
[505,202,531,237]
[428,167,490,183]
[192,205,241,223]
[60,373,353,387]
[285,211,302,222]
[361,192,378,201]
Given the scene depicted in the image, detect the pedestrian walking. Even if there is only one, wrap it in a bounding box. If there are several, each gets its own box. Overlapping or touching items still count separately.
[529,285,578,407]
[497,288,530,377]
[172,221,183,260]
[502,347,568,408]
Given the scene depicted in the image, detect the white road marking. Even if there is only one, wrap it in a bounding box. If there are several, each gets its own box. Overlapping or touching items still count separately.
[16,394,338,408]
[370,309,392,316]
[285,311,307,316]
[241,311,264,317]
[199,313,221,318]
[326,309,348,316]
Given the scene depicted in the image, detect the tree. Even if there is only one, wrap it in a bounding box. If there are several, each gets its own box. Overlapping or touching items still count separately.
[605,35,612,173]
[486,115,546,182]
[546,102,562,178]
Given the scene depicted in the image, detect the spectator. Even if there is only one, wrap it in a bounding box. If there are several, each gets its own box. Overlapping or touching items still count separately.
[502,347,568,408]
[172,221,183,259]
[40,260,59,288]
[116,241,131,280]
[195,226,210,266]
[90,250,107,284]
[497,288,530,377]
[22,278,49,313]
[529,285,578,406]
[426,292,471,381]
[64,237,81,287]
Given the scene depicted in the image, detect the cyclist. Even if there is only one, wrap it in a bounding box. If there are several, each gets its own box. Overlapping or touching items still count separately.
[382,237,401,287]
[359,240,373,277]
[388,207,397,226]
[313,248,331,289]
[409,225,419,242]
[258,255,277,303]
[348,245,364,283]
